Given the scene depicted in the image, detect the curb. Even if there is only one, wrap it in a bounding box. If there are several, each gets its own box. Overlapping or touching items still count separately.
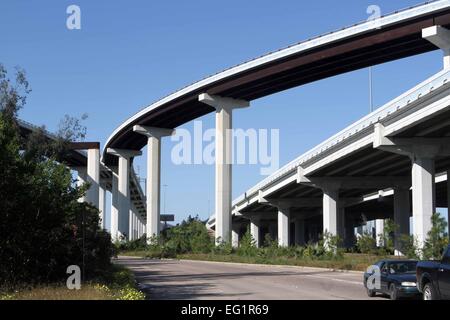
[177,259,364,274]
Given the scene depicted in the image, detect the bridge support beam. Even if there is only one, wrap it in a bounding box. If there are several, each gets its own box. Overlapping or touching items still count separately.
[86,148,100,208]
[231,225,240,248]
[412,156,435,250]
[375,219,385,247]
[99,183,106,229]
[394,187,411,256]
[107,149,142,241]
[199,93,249,244]
[322,187,339,237]
[423,26,450,69]
[294,218,306,246]
[111,171,119,241]
[297,168,410,248]
[75,167,87,203]
[250,217,261,248]
[373,123,444,252]
[133,125,175,241]
[277,207,290,247]
[344,218,356,248]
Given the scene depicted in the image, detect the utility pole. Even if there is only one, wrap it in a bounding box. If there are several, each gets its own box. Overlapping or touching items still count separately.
[369,67,374,113]
[162,184,168,214]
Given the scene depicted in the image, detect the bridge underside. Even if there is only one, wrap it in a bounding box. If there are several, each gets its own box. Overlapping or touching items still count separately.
[104,6,450,167]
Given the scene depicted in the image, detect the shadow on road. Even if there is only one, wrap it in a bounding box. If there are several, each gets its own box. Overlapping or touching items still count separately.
[116,257,364,300]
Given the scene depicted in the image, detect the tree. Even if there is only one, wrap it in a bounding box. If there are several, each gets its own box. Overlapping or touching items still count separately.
[380,219,397,255]
[423,212,449,260]
[0,64,114,290]
[237,228,258,257]
[356,232,377,254]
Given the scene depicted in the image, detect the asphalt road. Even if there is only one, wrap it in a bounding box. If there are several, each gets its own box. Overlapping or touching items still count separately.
[116,257,386,300]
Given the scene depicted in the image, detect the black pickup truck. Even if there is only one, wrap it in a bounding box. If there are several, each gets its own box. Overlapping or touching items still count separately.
[417,245,450,300]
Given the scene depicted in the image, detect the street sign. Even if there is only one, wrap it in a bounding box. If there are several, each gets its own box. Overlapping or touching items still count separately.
[161,214,175,222]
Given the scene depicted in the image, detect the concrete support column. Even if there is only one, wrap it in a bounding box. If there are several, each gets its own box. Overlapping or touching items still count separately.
[338,208,346,241]
[139,217,143,238]
[128,208,134,241]
[86,148,100,208]
[76,167,87,203]
[344,218,356,248]
[199,94,249,244]
[422,26,450,69]
[215,105,232,244]
[147,136,161,239]
[323,188,339,236]
[107,149,142,241]
[250,218,261,248]
[294,218,306,246]
[99,183,106,229]
[394,187,411,256]
[133,125,174,241]
[269,224,277,242]
[134,212,138,239]
[278,207,290,247]
[135,213,139,239]
[375,219,385,247]
[412,156,435,250]
[136,216,140,238]
[231,225,240,248]
[111,172,119,241]
[118,156,130,240]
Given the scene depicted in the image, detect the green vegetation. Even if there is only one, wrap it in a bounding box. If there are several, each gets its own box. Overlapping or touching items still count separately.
[356,232,377,254]
[0,265,145,300]
[0,64,144,299]
[120,213,450,271]
[423,212,449,260]
[116,215,214,259]
[119,217,384,271]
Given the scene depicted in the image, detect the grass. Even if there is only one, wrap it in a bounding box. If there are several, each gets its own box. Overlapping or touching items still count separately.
[0,264,146,300]
[120,250,393,272]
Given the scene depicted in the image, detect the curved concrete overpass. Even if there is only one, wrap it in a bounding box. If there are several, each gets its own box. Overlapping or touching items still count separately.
[101,1,450,246]
[104,1,450,165]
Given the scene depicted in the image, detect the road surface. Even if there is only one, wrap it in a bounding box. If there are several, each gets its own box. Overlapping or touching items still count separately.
[116,257,385,300]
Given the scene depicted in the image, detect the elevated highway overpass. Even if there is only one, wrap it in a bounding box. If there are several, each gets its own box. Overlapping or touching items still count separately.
[62,1,450,250]
[208,68,450,253]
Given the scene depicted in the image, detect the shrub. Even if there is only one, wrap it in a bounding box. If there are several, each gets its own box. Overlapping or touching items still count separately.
[423,212,449,260]
[320,232,344,259]
[236,228,258,257]
[165,216,213,254]
[115,235,148,252]
[212,241,233,255]
[379,219,397,254]
[398,234,420,259]
[0,65,115,290]
[356,232,377,254]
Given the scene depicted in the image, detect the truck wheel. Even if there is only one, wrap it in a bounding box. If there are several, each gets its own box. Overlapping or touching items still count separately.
[423,283,437,301]
[366,287,376,297]
[389,284,399,300]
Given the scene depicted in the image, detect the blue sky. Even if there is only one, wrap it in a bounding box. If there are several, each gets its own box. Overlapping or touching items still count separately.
[1,0,447,226]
